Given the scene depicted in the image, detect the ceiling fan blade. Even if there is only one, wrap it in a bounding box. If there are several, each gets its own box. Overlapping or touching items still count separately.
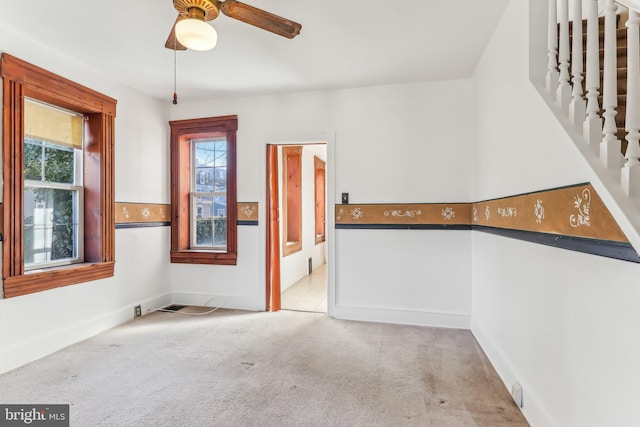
[165,15,188,50]
[220,0,301,39]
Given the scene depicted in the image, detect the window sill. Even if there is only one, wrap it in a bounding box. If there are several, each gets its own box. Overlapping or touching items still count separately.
[283,241,302,257]
[3,261,115,298]
[170,250,237,265]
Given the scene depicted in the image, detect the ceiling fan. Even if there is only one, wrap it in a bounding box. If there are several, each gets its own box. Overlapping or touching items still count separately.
[165,0,302,51]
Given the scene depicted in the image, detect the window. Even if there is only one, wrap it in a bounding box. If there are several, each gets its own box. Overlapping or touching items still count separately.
[314,156,326,244]
[282,146,302,257]
[1,53,116,298]
[24,100,84,270]
[191,138,227,250]
[169,116,237,265]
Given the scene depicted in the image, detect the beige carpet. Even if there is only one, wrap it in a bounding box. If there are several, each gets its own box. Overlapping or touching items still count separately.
[0,308,529,426]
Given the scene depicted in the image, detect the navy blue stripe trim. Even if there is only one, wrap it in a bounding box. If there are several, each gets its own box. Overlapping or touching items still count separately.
[115,222,170,229]
[238,220,259,226]
[473,225,640,263]
[335,224,472,230]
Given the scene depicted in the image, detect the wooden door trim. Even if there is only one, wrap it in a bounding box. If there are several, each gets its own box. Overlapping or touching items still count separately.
[266,144,281,311]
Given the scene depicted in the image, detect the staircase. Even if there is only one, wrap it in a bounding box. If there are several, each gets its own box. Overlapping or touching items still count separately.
[540,0,640,251]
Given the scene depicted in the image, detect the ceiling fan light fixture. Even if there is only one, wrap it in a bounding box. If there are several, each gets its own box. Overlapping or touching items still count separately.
[175,8,218,51]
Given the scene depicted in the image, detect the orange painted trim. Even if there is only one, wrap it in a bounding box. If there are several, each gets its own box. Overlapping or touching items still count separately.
[266,145,281,312]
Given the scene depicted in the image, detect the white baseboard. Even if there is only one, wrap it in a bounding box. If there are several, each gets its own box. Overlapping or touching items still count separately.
[332,304,471,329]
[170,292,263,312]
[471,318,557,427]
[0,293,172,375]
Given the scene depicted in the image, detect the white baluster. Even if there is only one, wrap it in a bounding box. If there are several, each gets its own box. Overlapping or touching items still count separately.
[622,10,640,196]
[546,0,560,93]
[569,0,586,129]
[583,0,603,148]
[600,0,623,169]
[557,0,572,109]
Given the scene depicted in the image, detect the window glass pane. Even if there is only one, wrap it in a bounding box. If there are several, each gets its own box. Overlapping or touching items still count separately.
[195,167,214,192]
[195,218,214,246]
[24,187,78,265]
[193,194,227,249]
[24,140,43,181]
[214,217,227,247]
[195,141,215,167]
[194,140,227,190]
[194,218,227,248]
[215,195,227,218]
[214,167,227,193]
[214,141,227,167]
[44,144,74,184]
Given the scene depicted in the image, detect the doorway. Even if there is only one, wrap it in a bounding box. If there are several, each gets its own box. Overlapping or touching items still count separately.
[266,142,328,313]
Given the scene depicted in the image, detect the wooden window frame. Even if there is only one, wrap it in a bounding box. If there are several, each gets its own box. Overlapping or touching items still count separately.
[314,156,326,244]
[169,116,237,265]
[1,53,116,298]
[282,146,302,257]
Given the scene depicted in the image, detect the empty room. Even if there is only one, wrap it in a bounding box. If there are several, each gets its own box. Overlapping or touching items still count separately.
[1,1,640,426]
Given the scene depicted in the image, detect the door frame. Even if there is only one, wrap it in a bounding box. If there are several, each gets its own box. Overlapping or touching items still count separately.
[266,144,281,311]
[263,134,335,315]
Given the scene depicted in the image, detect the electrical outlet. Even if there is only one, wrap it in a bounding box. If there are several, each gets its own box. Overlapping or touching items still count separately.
[511,381,523,408]
[341,193,349,204]
[134,305,142,318]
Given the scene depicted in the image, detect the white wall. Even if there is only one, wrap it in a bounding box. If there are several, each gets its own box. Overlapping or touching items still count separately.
[279,144,327,292]
[473,1,640,426]
[170,79,475,326]
[0,26,172,374]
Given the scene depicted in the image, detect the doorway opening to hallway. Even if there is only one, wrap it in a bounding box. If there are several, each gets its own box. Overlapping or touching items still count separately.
[266,142,328,313]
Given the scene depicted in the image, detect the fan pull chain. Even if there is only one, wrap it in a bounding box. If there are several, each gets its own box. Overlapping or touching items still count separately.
[173,38,178,105]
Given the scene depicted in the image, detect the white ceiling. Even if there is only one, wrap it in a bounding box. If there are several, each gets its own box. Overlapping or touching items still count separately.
[0,0,510,102]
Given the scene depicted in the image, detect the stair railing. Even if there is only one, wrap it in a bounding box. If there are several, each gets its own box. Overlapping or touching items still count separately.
[546,0,640,196]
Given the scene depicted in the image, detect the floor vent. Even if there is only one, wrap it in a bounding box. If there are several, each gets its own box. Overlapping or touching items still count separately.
[163,304,187,312]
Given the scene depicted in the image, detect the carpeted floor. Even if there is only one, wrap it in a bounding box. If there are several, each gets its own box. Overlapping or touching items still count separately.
[0,308,529,426]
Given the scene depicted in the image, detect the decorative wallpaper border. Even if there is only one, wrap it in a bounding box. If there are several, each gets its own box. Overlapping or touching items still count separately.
[335,184,639,263]
[114,202,259,229]
[335,203,471,229]
[237,202,259,226]
[115,202,170,228]
[472,183,628,242]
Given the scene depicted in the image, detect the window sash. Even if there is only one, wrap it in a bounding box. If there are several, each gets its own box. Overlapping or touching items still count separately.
[190,138,228,251]
[190,191,227,250]
[23,184,84,270]
[23,136,84,270]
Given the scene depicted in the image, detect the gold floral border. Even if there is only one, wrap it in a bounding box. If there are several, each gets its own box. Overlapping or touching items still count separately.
[238,202,259,222]
[114,202,258,225]
[115,203,169,224]
[335,185,629,243]
[335,204,471,225]
[472,184,628,242]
